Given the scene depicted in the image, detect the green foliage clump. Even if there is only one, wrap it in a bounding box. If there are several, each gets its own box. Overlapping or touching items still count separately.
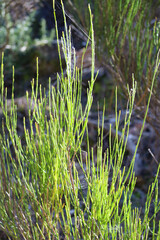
[0,1,160,239]
[66,0,160,103]
[0,5,55,53]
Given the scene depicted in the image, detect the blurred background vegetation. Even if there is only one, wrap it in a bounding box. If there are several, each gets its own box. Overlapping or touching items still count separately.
[65,0,160,102]
[0,0,57,97]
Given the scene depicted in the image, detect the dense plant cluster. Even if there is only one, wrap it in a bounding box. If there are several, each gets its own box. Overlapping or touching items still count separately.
[66,0,160,101]
[0,1,160,239]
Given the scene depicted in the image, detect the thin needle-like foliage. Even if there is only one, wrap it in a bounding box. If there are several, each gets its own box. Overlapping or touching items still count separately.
[0,1,160,239]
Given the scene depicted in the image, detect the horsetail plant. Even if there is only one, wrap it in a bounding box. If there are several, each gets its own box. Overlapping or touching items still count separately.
[0,1,160,239]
